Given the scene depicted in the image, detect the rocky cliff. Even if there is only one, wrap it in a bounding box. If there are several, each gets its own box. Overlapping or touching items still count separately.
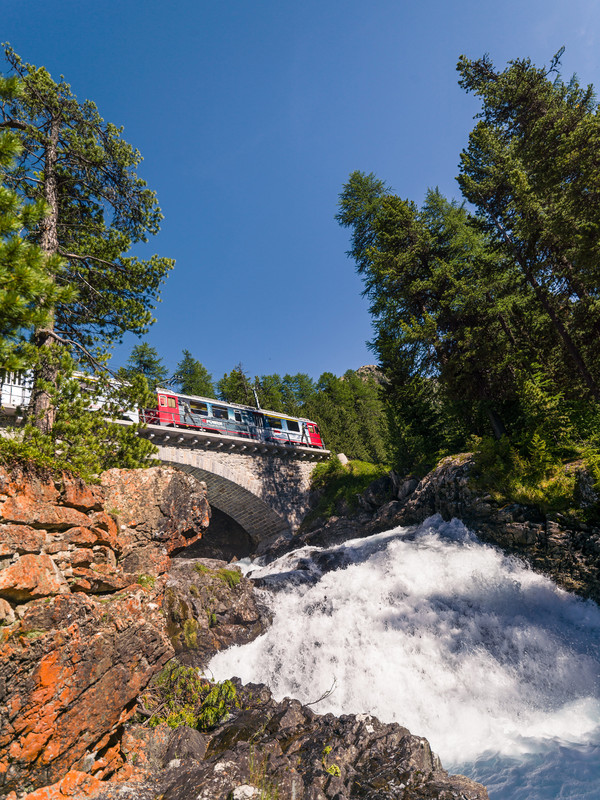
[0,465,210,796]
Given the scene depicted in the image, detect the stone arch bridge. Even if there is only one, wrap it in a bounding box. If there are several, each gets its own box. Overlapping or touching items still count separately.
[141,424,330,554]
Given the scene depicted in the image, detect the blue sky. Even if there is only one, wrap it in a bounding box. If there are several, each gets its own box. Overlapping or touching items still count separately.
[4,1,600,382]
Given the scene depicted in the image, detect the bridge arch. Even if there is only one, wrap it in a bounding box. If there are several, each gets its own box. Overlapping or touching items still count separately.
[154,436,324,553]
[163,461,290,551]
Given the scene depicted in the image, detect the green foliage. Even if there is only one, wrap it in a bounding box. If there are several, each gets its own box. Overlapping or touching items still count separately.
[171,349,214,397]
[192,561,241,589]
[321,745,341,777]
[470,435,577,514]
[119,342,169,390]
[0,346,158,481]
[303,457,391,527]
[337,70,600,480]
[0,46,173,434]
[183,618,198,648]
[457,50,600,402]
[1,46,174,353]
[304,370,391,463]
[137,574,156,590]
[142,662,238,731]
[0,79,74,371]
[217,363,254,405]
[216,567,241,589]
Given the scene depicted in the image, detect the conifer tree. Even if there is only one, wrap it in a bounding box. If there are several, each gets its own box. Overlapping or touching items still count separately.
[0,78,74,371]
[171,350,214,397]
[457,50,600,402]
[120,342,168,390]
[217,364,254,405]
[0,46,174,430]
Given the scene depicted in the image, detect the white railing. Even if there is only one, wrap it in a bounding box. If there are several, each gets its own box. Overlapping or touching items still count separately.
[0,371,33,412]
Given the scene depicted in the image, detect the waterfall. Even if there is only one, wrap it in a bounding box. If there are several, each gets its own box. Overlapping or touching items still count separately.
[209,516,600,799]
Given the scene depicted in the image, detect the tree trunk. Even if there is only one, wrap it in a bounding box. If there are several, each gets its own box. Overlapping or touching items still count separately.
[30,116,60,433]
[486,406,507,440]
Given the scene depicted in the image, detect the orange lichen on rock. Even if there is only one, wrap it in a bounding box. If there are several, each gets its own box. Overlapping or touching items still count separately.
[22,770,104,799]
[0,554,69,601]
[0,465,210,796]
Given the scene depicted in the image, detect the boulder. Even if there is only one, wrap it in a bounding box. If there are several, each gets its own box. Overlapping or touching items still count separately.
[163,558,270,668]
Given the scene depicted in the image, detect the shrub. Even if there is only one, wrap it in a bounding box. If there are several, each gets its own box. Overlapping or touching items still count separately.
[302,457,391,528]
[141,662,238,730]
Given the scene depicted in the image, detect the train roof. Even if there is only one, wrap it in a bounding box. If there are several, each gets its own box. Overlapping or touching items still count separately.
[155,387,319,426]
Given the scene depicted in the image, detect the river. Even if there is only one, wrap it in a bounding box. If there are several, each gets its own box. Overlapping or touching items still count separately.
[209,516,600,800]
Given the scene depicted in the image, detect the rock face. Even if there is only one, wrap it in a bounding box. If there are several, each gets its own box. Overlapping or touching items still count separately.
[163,557,271,668]
[0,461,488,800]
[283,455,600,604]
[0,465,211,795]
[389,455,600,603]
[100,467,211,564]
[93,681,488,800]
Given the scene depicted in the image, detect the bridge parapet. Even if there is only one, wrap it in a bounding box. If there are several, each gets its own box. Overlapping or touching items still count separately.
[141,423,329,461]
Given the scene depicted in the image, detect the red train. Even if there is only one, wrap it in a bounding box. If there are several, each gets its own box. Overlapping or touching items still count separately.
[141,388,326,449]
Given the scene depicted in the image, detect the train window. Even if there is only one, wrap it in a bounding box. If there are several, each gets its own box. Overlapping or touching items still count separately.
[191,402,208,416]
[212,405,229,419]
[265,416,283,429]
[287,419,300,432]
[234,411,242,422]
[167,397,177,408]
[159,396,167,406]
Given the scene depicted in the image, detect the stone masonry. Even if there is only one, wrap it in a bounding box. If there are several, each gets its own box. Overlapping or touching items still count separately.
[155,441,319,550]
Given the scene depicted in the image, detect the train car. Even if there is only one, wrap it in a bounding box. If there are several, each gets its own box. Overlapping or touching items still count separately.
[144,388,325,449]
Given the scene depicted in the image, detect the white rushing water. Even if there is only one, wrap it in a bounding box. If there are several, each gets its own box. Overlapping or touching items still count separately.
[209,516,600,800]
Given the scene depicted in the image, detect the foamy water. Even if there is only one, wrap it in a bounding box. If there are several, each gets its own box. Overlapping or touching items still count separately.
[209,517,600,799]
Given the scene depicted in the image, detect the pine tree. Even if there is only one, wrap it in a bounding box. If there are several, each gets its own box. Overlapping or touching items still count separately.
[0,78,74,371]
[171,350,214,397]
[217,364,254,405]
[120,343,168,391]
[457,50,600,403]
[0,46,174,430]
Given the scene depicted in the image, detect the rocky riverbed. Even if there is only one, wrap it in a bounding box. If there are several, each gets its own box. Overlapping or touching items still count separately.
[6,453,597,799]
